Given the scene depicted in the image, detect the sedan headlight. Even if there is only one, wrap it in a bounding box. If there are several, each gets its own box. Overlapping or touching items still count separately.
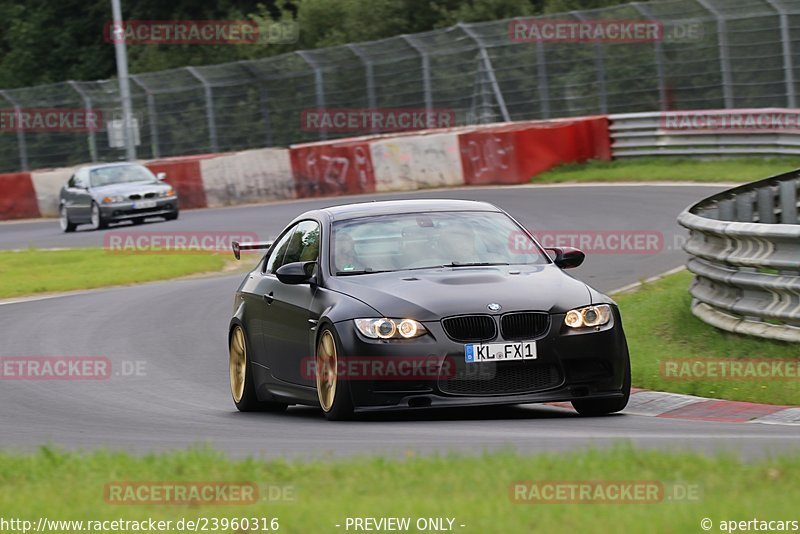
[354,318,427,339]
[101,195,126,204]
[564,304,612,328]
[159,188,175,197]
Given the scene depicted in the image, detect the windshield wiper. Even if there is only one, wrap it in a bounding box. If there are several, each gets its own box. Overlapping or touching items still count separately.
[444,262,510,267]
[336,268,391,276]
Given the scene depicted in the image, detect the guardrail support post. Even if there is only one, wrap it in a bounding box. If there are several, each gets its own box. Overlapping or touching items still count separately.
[0,90,29,171]
[186,67,219,153]
[735,191,754,222]
[779,180,798,224]
[757,188,775,224]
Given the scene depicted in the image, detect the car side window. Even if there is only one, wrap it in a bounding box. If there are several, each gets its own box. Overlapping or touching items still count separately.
[74,169,89,189]
[264,224,298,274]
[283,220,320,265]
[67,175,76,188]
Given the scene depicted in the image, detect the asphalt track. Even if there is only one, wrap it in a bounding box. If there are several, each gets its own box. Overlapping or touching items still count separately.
[1,184,797,459]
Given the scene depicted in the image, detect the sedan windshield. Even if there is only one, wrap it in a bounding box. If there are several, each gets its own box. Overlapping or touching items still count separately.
[331,211,549,275]
[89,165,156,187]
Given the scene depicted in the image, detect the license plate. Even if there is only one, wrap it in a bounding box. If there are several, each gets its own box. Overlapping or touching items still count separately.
[134,200,157,209]
[465,341,537,363]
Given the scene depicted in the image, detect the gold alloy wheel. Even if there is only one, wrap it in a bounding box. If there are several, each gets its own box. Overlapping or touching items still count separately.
[316,330,338,412]
[229,326,247,403]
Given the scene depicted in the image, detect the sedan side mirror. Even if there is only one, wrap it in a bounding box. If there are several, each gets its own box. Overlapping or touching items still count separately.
[276,261,316,284]
[156,172,167,181]
[545,247,585,269]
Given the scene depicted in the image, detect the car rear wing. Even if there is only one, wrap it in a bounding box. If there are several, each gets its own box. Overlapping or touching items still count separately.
[232,240,273,260]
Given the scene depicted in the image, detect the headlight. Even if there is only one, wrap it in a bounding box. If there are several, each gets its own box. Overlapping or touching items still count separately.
[564,304,612,328]
[159,188,175,197]
[101,195,126,204]
[354,318,427,339]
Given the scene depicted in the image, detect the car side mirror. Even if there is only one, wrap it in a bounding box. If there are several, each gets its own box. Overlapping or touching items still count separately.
[276,261,316,284]
[156,172,167,181]
[545,247,585,269]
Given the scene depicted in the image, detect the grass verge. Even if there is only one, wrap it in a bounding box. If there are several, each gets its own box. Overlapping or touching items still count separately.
[617,270,800,405]
[0,248,230,299]
[535,157,800,184]
[0,445,797,533]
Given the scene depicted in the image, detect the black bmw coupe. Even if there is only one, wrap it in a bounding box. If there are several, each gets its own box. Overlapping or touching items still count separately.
[229,199,630,420]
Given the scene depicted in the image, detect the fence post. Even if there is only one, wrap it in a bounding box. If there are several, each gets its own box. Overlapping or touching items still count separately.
[459,22,511,122]
[296,51,327,141]
[129,75,160,159]
[572,11,608,114]
[0,90,29,171]
[763,0,796,108]
[695,0,734,108]
[401,34,433,116]
[238,61,273,147]
[185,66,219,153]
[67,81,98,162]
[631,3,668,111]
[347,44,377,132]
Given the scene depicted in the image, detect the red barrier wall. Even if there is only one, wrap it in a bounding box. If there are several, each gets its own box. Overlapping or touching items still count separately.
[0,172,41,220]
[458,117,611,185]
[145,157,209,209]
[290,140,375,198]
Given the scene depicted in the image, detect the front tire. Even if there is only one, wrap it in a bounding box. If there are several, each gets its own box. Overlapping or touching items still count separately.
[89,202,108,230]
[229,325,287,412]
[165,210,179,221]
[571,356,631,416]
[316,327,354,421]
[59,205,76,233]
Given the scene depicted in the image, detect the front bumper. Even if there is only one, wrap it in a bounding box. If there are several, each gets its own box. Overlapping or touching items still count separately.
[332,310,630,411]
[99,196,179,221]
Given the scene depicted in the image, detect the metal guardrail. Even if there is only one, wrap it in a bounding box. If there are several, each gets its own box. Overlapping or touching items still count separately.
[610,110,800,157]
[677,170,800,342]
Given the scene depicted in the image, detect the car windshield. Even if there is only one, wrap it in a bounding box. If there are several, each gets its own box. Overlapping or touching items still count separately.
[331,211,549,275]
[89,165,156,187]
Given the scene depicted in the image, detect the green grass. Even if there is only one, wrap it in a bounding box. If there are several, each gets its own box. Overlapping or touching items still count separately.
[0,248,229,299]
[0,446,798,533]
[617,270,800,405]
[535,157,800,184]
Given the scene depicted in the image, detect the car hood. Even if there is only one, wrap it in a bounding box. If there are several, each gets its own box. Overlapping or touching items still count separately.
[327,264,593,321]
[90,181,167,196]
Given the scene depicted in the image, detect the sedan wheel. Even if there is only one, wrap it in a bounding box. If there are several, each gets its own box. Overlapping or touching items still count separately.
[59,205,76,233]
[229,325,287,412]
[89,202,108,231]
[316,327,353,420]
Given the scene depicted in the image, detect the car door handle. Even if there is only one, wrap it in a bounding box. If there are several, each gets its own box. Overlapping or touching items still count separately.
[263,291,274,304]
